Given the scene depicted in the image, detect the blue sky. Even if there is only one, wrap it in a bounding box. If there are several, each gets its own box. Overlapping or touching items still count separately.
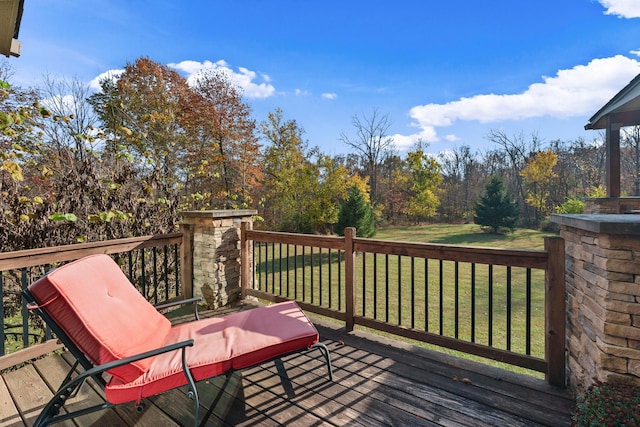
[8,0,640,156]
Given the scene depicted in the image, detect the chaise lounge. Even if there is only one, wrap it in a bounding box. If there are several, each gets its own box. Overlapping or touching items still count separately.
[23,254,332,426]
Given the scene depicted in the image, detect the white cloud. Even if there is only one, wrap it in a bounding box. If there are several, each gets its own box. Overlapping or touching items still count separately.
[598,0,640,18]
[295,88,311,96]
[88,69,124,91]
[322,92,337,100]
[168,60,276,99]
[404,55,640,143]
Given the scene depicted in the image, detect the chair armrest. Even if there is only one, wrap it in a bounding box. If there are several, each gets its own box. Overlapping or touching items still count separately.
[61,339,195,392]
[155,297,202,320]
[85,339,194,379]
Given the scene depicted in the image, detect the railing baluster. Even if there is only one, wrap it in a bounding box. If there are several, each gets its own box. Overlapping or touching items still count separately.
[256,241,261,290]
[526,267,532,355]
[385,254,389,323]
[271,243,275,294]
[163,245,169,301]
[310,247,314,304]
[21,268,29,349]
[411,257,415,329]
[362,252,367,316]
[0,272,4,356]
[174,244,180,298]
[425,258,429,332]
[303,246,306,302]
[398,256,402,326]
[507,266,512,351]
[471,263,476,343]
[488,264,494,347]
[319,247,323,305]
[279,243,283,296]
[439,260,444,336]
[141,249,146,298]
[294,245,298,300]
[338,249,342,310]
[286,244,290,298]
[128,251,133,281]
[373,253,377,320]
[455,261,459,339]
[328,248,332,309]
[153,247,158,305]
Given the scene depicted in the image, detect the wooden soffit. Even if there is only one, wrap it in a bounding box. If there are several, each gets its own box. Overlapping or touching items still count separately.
[0,0,23,57]
[585,73,640,130]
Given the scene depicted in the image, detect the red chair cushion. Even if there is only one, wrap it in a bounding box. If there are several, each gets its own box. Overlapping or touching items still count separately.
[29,254,172,383]
[104,301,319,404]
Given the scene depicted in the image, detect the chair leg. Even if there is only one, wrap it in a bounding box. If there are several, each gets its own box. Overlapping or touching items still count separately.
[181,347,199,427]
[311,342,333,381]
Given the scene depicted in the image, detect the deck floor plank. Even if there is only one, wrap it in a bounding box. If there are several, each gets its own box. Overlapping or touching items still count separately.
[1,306,575,427]
[0,376,22,427]
[33,353,126,426]
[2,364,74,426]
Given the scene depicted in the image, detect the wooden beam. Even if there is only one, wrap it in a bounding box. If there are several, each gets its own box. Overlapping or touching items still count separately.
[606,118,621,198]
[545,236,566,387]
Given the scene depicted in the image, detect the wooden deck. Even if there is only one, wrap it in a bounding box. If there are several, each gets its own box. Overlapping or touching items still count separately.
[1,307,574,426]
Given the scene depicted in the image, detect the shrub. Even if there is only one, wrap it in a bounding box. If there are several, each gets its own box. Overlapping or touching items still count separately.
[573,381,640,426]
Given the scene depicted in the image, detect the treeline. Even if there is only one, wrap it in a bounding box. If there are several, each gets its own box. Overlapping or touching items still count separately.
[1,56,638,251]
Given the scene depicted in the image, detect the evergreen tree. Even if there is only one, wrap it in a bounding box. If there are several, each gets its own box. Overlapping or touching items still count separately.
[474,176,520,233]
[335,187,375,237]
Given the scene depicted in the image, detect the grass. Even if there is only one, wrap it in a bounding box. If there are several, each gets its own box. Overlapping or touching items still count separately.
[253,223,556,377]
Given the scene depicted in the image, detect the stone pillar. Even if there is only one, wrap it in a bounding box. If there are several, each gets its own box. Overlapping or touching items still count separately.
[181,210,256,309]
[552,214,640,393]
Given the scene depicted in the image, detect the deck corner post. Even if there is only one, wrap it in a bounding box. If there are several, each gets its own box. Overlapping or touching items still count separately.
[345,227,356,332]
[544,236,566,387]
[240,221,252,299]
[180,222,194,300]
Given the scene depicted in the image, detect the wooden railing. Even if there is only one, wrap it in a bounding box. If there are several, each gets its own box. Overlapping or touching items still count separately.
[0,232,192,370]
[241,224,566,386]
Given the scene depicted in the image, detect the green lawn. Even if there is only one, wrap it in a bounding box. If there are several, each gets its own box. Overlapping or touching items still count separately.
[253,224,556,377]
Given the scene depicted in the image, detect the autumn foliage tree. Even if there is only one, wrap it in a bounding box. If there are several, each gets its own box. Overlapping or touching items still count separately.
[520,149,558,225]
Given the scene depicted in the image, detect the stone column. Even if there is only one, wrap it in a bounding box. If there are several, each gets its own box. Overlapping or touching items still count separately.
[181,210,256,309]
[552,214,640,392]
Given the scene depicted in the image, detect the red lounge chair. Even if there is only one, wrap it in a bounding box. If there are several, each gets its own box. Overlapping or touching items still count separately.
[23,254,332,426]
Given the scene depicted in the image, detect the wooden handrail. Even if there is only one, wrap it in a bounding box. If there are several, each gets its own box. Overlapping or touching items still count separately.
[0,233,183,270]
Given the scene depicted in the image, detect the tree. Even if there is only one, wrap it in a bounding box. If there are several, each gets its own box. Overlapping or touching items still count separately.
[439,145,479,222]
[474,176,519,233]
[335,186,375,238]
[486,129,541,226]
[339,108,394,205]
[520,149,558,224]
[187,69,261,208]
[403,142,442,221]
[259,108,309,231]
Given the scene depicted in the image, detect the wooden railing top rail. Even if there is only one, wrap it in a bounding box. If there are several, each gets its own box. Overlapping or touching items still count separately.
[354,239,548,269]
[0,233,183,270]
[245,229,548,269]
[245,229,344,250]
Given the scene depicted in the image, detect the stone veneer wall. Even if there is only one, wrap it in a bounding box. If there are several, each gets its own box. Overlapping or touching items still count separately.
[584,197,640,214]
[552,214,640,393]
[181,210,256,309]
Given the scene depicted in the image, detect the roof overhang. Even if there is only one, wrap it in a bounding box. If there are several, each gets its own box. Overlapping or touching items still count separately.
[0,0,23,57]
[585,73,640,130]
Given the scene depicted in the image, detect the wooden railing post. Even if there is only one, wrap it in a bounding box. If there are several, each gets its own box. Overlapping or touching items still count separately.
[545,236,566,386]
[345,227,356,332]
[240,221,251,299]
[180,223,194,300]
